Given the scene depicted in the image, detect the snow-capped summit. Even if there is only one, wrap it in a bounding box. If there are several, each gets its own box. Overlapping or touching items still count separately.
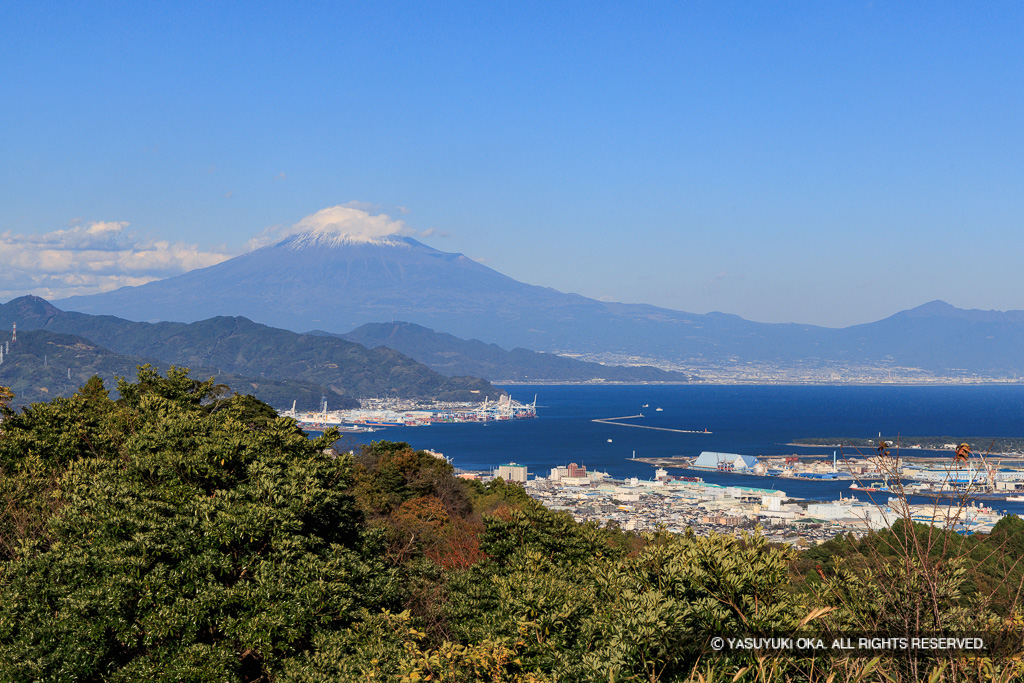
[281,230,413,250]
[45,204,827,359]
[50,206,1024,373]
[53,216,559,345]
[263,204,419,251]
[49,217,816,363]
[48,219,1024,374]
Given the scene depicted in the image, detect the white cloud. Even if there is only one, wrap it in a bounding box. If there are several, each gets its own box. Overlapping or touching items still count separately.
[338,200,378,212]
[295,205,409,238]
[245,203,437,250]
[0,220,231,300]
[1,203,438,301]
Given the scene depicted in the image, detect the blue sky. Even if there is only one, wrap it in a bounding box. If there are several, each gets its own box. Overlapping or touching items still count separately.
[2,2,1022,326]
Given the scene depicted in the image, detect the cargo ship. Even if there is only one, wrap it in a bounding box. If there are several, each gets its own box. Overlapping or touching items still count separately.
[296,420,378,433]
[849,482,890,493]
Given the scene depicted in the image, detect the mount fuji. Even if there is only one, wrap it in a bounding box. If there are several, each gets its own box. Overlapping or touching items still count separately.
[49,229,1024,375]
[57,230,798,358]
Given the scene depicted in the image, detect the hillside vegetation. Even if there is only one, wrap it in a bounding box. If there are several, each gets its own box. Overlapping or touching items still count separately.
[0,329,354,410]
[0,296,503,408]
[2,372,1023,681]
[338,321,694,383]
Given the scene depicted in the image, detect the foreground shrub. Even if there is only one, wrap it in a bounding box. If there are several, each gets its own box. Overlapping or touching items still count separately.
[0,369,400,681]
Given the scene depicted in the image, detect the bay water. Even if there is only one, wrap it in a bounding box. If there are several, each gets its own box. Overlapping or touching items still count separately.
[327,384,1024,516]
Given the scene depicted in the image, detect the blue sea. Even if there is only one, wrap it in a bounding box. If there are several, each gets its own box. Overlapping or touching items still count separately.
[326,384,1024,516]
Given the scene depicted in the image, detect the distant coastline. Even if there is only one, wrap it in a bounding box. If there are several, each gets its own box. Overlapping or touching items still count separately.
[497,379,1024,386]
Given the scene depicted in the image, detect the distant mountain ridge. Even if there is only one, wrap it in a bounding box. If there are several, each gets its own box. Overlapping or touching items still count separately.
[40,230,1024,376]
[890,299,1024,324]
[0,327,347,409]
[0,328,162,406]
[336,322,694,383]
[0,296,503,407]
[55,234,832,360]
[830,301,1024,374]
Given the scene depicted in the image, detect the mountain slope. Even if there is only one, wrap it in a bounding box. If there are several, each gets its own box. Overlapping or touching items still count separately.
[36,230,1024,376]
[53,233,832,360]
[0,329,155,406]
[831,301,1024,374]
[0,296,503,405]
[0,328,346,409]
[337,321,694,382]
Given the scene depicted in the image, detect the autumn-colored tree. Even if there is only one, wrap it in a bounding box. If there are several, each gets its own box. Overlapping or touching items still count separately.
[0,385,13,417]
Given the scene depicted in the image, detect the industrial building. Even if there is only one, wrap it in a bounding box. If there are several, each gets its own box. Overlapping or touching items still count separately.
[692,451,760,472]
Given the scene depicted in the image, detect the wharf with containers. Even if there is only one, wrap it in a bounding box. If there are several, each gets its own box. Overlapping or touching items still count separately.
[651,449,1024,501]
[471,459,1008,549]
[281,394,538,431]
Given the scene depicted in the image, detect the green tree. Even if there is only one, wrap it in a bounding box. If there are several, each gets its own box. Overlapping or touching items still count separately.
[0,368,401,681]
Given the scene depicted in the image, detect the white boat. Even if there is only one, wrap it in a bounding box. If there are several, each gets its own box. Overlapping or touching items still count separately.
[655,407,663,412]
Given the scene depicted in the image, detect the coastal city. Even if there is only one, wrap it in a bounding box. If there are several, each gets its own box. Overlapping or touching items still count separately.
[277,389,1024,548]
[548,352,1024,385]
[461,451,1019,548]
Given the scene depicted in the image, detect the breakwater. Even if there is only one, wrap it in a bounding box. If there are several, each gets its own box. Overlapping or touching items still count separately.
[592,414,713,434]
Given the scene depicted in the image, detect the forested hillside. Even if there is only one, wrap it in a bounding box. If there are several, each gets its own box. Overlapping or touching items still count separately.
[0,296,504,407]
[0,329,355,410]
[1,373,1023,681]
[338,321,693,383]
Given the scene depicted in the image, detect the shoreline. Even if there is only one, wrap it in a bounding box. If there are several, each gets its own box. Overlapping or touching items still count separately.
[633,456,855,478]
[497,380,1024,387]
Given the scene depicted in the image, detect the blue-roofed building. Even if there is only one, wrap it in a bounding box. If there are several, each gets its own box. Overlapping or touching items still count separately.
[692,451,759,471]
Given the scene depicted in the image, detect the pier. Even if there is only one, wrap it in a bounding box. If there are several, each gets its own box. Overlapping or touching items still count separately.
[592,414,712,434]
